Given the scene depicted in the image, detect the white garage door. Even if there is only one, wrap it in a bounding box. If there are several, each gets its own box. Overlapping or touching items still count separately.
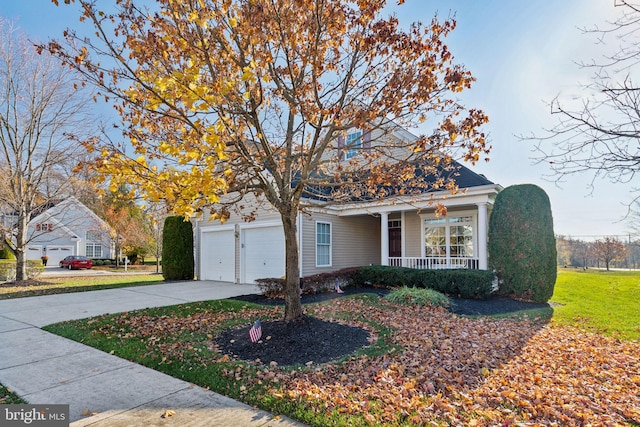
[26,246,43,260]
[242,226,285,283]
[46,246,74,266]
[200,229,235,282]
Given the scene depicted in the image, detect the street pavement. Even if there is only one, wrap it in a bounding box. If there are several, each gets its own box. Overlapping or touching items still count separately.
[0,280,306,427]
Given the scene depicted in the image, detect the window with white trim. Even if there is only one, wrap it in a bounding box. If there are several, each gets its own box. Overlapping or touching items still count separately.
[85,230,103,258]
[388,220,402,229]
[424,218,447,257]
[449,216,474,257]
[423,214,475,259]
[36,222,53,232]
[345,130,363,160]
[316,222,332,266]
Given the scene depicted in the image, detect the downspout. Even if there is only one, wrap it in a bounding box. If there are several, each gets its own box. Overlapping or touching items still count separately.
[194,217,200,280]
[298,212,303,277]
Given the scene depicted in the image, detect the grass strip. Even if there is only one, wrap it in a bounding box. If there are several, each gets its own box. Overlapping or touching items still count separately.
[0,274,164,300]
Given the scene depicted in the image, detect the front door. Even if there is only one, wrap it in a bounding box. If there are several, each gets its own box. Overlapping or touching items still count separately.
[389,227,401,258]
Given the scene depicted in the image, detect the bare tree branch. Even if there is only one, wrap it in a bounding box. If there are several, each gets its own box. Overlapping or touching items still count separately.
[527,2,640,212]
[0,19,95,280]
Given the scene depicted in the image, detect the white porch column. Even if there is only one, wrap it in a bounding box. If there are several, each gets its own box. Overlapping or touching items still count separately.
[477,202,488,270]
[380,212,389,266]
[401,211,406,267]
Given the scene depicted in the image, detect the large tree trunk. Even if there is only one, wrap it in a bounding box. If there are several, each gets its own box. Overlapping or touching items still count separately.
[281,211,303,321]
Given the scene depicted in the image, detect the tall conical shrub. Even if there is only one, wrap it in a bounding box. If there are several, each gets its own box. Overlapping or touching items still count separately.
[488,184,557,302]
[162,216,194,280]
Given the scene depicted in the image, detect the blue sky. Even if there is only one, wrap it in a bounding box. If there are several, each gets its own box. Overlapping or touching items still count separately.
[0,1,633,239]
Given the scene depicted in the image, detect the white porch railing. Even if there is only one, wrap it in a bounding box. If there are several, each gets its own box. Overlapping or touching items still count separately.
[388,257,480,270]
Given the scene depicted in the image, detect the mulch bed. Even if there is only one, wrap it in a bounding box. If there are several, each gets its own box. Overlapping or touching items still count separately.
[216,316,371,366]
[0,280,51,287]
[229,286,551,316]
[222,287,551,366]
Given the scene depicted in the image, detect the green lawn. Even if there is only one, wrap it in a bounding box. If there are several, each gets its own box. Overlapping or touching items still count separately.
[22,268,640,424]
[550,268,640,341]
[41,288,640,425]
[0,274,165,300]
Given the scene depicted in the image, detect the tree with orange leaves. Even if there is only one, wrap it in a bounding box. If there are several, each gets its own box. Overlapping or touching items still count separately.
[46,0,489,320]
[592,236,626,271]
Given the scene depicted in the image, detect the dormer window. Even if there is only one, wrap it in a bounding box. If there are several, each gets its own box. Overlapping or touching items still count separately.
[338,128,371,160]
[345,130,363,160]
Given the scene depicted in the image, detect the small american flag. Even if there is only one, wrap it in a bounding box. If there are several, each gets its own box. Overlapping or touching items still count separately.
[249,319,262,343]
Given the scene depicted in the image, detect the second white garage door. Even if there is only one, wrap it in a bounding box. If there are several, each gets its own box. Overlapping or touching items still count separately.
[200,229,235,282]
[46,246,74,266]
[242,226,285,283]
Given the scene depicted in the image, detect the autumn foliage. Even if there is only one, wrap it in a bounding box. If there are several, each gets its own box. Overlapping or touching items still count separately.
[79,296,640,426]
[47,0,489,320]
[592,236,627,271]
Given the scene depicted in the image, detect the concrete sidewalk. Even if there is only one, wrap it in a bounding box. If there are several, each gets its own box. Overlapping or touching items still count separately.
[0,281,306,426]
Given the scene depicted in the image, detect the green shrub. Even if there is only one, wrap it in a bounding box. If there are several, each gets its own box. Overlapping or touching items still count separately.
[385,287,450,308]
[355,265,494,299]
[428,269,496,299]
[488,184,557,302]
[162,216,194,280]
[355,265,417,287]
[0,246,15,260]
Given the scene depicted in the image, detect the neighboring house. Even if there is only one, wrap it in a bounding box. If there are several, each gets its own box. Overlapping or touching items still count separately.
[194,127,502,284]
[25,197,114,265]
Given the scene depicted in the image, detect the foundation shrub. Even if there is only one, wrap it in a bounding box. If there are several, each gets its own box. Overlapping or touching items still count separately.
[355,265,494,299]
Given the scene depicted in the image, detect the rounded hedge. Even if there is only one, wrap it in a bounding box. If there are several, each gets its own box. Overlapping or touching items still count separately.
[488,184,557,302]
[162,216,194,280]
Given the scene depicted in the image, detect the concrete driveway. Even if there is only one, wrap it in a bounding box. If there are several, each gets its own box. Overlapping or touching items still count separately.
[0,280,304,426]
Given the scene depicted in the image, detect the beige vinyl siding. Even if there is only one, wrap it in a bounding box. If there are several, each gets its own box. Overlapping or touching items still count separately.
[200,192,281,225]
[321,125,415,164]
[198,192,281,282]
[405,207,482,259]
[301,212,380,276]
[404,211,423,257]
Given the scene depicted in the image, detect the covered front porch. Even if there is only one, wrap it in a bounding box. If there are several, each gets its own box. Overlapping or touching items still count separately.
[388,256,481,270]
[377,200,489,271]
[328,186,496,272]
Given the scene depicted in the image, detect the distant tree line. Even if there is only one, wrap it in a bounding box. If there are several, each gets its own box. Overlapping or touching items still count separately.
[556,235,638,270]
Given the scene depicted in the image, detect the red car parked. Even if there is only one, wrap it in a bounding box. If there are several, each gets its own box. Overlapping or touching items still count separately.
[59,255,93,270]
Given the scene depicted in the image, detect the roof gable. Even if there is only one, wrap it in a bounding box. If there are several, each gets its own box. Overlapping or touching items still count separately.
[29,197,111,235]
